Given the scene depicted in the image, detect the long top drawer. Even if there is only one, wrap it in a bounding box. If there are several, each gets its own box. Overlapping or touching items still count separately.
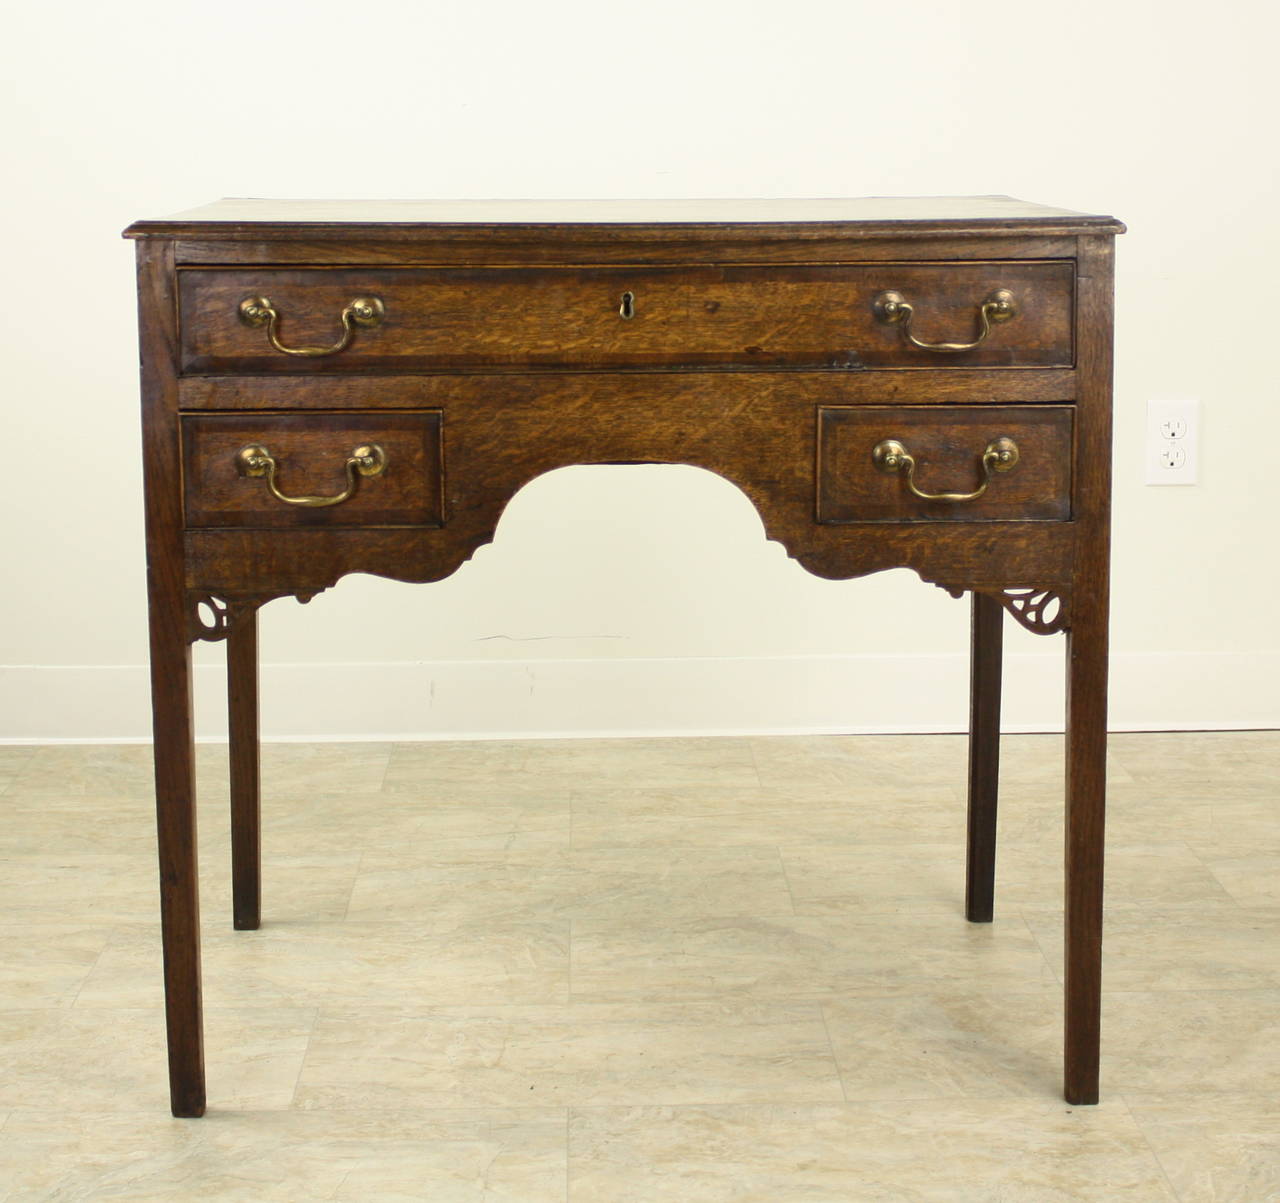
[178,261,1074,373]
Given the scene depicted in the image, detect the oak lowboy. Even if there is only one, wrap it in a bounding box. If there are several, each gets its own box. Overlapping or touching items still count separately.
[125,196,1123,1116]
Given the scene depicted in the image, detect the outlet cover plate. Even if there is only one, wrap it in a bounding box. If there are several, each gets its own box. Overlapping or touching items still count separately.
[1145,399,1199,485]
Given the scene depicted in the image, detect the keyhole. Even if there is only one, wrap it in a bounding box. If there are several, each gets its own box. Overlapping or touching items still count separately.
[618,291,636,320]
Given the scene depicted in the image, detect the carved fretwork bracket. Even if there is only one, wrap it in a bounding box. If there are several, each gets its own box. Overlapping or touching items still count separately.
[188,594,235,643]
[990,587,1069,635]
[934,583,1070,636]
[187,588,327,643]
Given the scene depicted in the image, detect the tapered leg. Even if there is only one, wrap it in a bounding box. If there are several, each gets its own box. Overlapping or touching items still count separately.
[149,591,205,1118]
[138,237,205,1118]
[227,608,261,931]
[1063,592,1109,1105]
[965,592,1003,923]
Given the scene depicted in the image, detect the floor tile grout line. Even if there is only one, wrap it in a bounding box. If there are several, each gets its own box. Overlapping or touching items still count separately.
[746,738,764,789]
[817,1000,850,1104]
[1015,907,1065,990]
[373,742,393,793]
[1120,1093,1186,1202]
[287,1005,323,1111]
[65,933,115,1010]
[775,845,800,917]
[340,852,364,921]
[1178,835,1274,908]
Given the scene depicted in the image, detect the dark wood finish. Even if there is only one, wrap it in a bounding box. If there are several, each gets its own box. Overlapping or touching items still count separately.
[177,371,1078,598]
[141,199,1113,267]
[227,608,261,931]
[182,411,444,528]
[125,195,1126,246]
[184,523,1077,607]
[816,405,1073,524]
[966,592,1004,923]
[125,197,1122,1115]
[183,521,1077,601]
[177,367,1080,411]
[136,240,205,1119]
[1062,235,1116,1106]
[178,261,1073,374]
[172,234,1082,267]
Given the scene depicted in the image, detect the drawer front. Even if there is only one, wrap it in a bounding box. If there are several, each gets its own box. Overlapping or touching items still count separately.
[817,405,1073,523]
[183,411,443,528]
[178,262,1074,373]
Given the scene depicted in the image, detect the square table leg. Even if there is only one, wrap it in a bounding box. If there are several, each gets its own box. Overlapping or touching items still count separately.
[227,608,261,931]
[139,238,205,1117]
[147,587,205,1118]
[1063,586,1108,1105]
[966,591,1004,923]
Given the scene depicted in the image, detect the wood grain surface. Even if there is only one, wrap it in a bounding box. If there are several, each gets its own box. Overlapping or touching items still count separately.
[179,262,1073,373]
[127,198,1121,1114]
[816,405,1073,524]
[182,411,444,528]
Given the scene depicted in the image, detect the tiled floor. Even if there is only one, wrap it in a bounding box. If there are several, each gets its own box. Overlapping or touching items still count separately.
[0,732,1277,1200]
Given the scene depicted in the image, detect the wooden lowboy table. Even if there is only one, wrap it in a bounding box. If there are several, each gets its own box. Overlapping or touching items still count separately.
[124,197,1123,1117]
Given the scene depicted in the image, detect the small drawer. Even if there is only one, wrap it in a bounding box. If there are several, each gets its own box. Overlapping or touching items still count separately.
[177,261,1073,373]
[182,411,443,528]
[817,405,1073,523]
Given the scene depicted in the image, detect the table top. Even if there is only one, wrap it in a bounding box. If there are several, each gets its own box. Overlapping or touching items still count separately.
[124,196,1125,240]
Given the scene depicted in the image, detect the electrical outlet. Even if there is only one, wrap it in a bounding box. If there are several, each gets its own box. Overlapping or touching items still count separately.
[1145,400,1199,485]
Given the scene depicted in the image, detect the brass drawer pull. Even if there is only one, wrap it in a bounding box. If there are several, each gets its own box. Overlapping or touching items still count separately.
[872,288,1016,352]
[871,436,1019,503]
[234,443,387,508]
[238,295,385,357]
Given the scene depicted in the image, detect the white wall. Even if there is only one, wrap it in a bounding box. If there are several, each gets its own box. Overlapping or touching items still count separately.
[2,0,1277,740]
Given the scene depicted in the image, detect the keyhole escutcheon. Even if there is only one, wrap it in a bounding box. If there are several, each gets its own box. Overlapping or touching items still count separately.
[618,290,636,320]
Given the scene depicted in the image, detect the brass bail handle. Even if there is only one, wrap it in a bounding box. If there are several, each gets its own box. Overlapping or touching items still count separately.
[235,443,388,508]
[872,288,1017,353]
[872,436,1020,503]
[238,295,385,357]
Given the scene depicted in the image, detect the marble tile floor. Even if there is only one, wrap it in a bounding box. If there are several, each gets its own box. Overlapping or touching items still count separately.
[0,731,1276,1200]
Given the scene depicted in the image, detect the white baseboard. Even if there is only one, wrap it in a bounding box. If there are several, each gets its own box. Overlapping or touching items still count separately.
[0,651,1276,742]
